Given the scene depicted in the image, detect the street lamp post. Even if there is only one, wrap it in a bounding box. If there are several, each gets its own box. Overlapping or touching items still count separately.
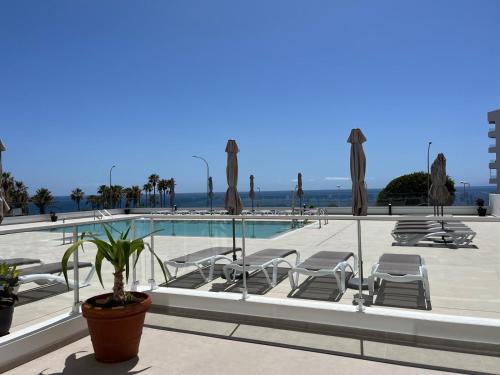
[427,141,432,206]
[336,185,341,207]
[257,187,261,208]
[192,155,210,207]
[460,181,470,205]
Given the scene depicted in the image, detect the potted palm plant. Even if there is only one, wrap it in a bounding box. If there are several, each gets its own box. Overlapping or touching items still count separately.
[62,225,166,362]
[0,263,19,337]
[476,198,487,216]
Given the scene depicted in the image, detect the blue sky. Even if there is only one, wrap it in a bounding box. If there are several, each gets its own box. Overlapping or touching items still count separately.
[1,1,499,195]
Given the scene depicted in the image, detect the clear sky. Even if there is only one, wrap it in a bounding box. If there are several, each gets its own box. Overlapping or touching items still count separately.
[1,1,499,195]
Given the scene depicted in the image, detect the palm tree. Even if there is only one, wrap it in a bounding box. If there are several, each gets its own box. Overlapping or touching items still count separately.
[130,186,141,208]
[1,172,14,202]
[70,188,85,210]
[157,183,163,208]
[31,188,54,214]
[158,179,169,208]
[86,195,99,210]
[97,185,110,209]
[142,183,152,207]
[148,174,160,207]
[123,187,132,208]
[13,180,29,214]
[110,185,123,208]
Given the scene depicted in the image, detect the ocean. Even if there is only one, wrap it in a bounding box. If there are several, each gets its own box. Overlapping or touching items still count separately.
[23,186,496,215]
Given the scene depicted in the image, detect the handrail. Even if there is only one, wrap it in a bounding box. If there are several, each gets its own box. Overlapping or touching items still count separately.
[1,212,500,236]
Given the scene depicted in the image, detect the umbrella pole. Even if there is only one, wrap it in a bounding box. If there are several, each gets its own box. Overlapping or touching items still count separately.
[232,216,237,261]
[241,219,247,300]
[356,219,365,312]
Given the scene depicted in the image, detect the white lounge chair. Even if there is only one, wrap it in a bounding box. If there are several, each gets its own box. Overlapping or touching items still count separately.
[288,251,357,293]
[164,246,242,283]
[368,253,430,305]
[223,248,300,287]
[18,261,95,289]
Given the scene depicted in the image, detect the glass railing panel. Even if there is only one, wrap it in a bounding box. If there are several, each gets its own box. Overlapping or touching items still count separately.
[360,218,500,319]
[147,216,243,296]
[0,225,92,334]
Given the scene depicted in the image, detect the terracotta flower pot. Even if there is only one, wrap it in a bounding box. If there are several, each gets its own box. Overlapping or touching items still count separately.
[82,291,151,363]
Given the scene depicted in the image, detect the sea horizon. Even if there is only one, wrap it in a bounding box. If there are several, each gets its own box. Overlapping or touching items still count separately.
[21,186,497,215]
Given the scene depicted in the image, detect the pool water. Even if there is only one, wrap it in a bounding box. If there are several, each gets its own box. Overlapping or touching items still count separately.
[56,220,298,239]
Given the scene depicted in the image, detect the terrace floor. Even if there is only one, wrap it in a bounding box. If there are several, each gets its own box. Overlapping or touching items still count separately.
[3,312,466,375]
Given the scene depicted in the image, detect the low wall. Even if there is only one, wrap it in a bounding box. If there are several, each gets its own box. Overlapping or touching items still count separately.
[2,209,125,226]
[130,206,484,216]
[490,194,500,217]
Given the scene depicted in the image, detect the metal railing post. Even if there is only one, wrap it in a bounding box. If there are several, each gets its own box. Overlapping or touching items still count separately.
[241,218,247,300]
[356,219,365,312]
[72,225,80,314]
[148,218,156,289]
[131,219,138,291]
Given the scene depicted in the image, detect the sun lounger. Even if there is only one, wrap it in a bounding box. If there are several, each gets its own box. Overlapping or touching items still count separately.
[18,261,95,289]
[223,248,300,287]
[391,226,476,247]
[0,258,41,267]
[288,251,356,293]
[164,246,242,282]
[395,221,468,229]
[368,253,430,304]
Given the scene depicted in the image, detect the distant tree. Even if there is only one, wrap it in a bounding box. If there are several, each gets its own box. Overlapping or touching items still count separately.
[376,172,455,206]
[149,195,156,207]
[1,172,14,202]
[129,186,142,208]
[143,183,152,207]
[86,195,100,210]
[148,174,160,207]
[12,180,29,214]
[97,185,112,208]
[110,185,123,208]
[158,179,170,208]
[31,188,54,214]
[70,188,85,210]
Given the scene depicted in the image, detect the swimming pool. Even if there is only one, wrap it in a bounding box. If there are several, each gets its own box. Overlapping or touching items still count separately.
[55,219,298,239]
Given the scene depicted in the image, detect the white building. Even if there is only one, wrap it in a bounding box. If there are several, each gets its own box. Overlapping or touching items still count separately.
[488,109,500,215]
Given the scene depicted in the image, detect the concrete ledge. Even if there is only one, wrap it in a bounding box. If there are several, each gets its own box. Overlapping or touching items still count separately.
[0,313,87,373]
[148,287,500,348]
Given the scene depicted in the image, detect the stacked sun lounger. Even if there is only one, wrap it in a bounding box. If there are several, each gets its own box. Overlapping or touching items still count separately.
[391,220,476,247]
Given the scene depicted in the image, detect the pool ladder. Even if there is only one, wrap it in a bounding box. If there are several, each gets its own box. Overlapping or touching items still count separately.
[318,208,329,228]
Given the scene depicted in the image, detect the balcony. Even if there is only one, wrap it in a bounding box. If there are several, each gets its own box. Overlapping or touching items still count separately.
[490,159,497,169]
[489,144,497,153]
[490,177,497,184]
[1,212,500,373]
[489,125,496,138]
